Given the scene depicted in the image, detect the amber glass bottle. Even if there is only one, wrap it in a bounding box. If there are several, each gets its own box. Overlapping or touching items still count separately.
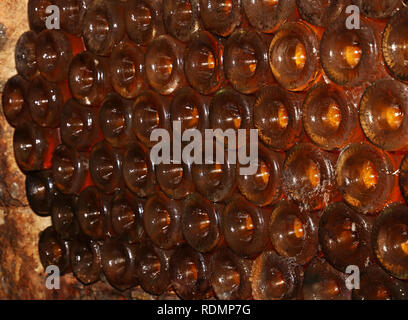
[224,29,271,94]
[302,257,351,300]
[303,83,361,150]
[319,202,373,272]
[156,162,194,200]
[253,86,303,151]
[77,186,114,240]
[382,8,408,83]
[82,0,125,56]
[143,191,184,249]
[145,35,185,95]
[320,15,379,87]
[352,265,408,300]
[13,124,60,173]
[170,87,209,133]
[122,142,156,197]
[110,190,145,244]
[184,31,223,95]
[110,41,146,99]
[269,21,321,91]
[181,193,222,253]
[38,226,71,275]
[36,29,84,83]
[199,0,241,37]
[26,170,56,216]
[70,240,102,285]
[68,52,111,106]
[2,75,30,127]
[164,0,201,42]
[170,245,212,299]
[372,204,408,280]
[132,90,169,147]
[125,0,165,46]
[243,0,294,33]
[89,140,122,194]
[283,143,337,211]
[15,31,38,81]
[101,240,139,291]
[237,143,284,207]
[360,80,408,151]
[60,99,102,151]
[336,143,398,214]
[251,251,302,300]
[28,0,53,33]
[54,0,92,36]
[352,0,402,20]
[296,0,349,27]
[209,88,253,148]
[136,241,172,295]
[269,200,318,265]
[27,77,70,128]
[51,194,80,240]
[51,144,91,195]
[222,194,269,257]
[210,247,252,300]
[99,93,135,148]
[191,150,236,202]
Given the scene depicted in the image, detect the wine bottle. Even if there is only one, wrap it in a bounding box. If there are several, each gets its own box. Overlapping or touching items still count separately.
[99,93,135,148]
[89,140,122,194]
[269,21,321,91]
[352,0,402,20]
[253,85,303,151]
[2,75,30,127]
[136,241,172,295]
[51,193,80,240]
[51,144,91,195]
[222,194,269,257]
[54,0,93,36]
[70,239,102,285]
[82,0,125,56]
[319,202,373,272]
[122,142,156,197]
[143,191,184,249]
[320,14,379,86]
[110,41,146,99]
[283,143,337,211]
[302,257,351,300]
[110,190,146,244]
[237,143,284,207]
[251,250,302,300]
[303,83,361,150]
[145,35,185,95]
[156,162,194,200]
[210,247,253,300]
[243,0,294,33]
[269,200,318,265]
[125,0,165,46]
[199,0,241,37]
[100,240,139,291]
[36,29,84,83]
[223,29,272,94]
[170,245,212,299]
[382,7,408,83]
[163,0,201,42]
[336,142,398,214]
[38,226,71,275]
[372,203,408,280]
[181,193,222,253]
[184,31,224,95]
[15,31,38,81]
[60,99,102,152]
[296,0,349,27]
[28,0,54,33]
[360,79,408,152]
[26,170,57,216]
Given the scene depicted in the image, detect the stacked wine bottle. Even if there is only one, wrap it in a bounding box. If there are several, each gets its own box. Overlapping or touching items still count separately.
[2,0,408,300]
